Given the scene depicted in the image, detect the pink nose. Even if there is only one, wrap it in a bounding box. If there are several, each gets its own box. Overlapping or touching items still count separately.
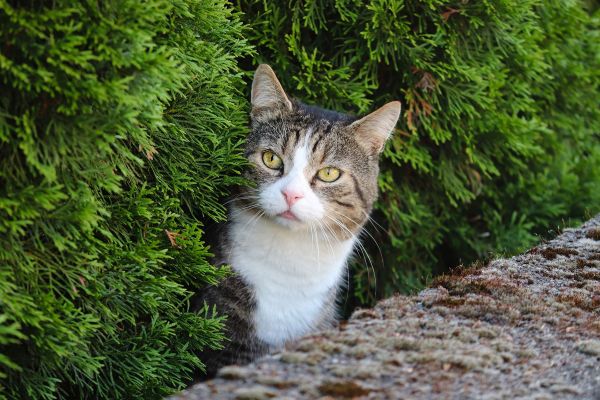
[282,189,304,207]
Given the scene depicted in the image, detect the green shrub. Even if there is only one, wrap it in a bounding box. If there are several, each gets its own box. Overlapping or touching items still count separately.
[235,0,600,304]
[1,0,599,397]
[0,0,250,398]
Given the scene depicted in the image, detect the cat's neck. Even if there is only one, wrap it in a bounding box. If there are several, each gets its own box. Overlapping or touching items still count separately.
[228,206,356,276]
[227,206,356,346]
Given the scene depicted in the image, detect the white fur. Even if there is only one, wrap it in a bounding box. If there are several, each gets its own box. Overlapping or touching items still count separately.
[231,129,355,346]
[229,208,355,347]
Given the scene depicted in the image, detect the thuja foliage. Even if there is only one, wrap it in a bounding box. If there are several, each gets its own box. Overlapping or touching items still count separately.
[0,0,250,398]
[236,0,600,303]
[1,0,598,396]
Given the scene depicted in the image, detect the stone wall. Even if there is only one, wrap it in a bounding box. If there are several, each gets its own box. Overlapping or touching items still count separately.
[171,216,600,399]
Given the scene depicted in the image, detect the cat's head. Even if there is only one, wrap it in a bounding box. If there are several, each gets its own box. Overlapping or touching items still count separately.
[239,64,400,240]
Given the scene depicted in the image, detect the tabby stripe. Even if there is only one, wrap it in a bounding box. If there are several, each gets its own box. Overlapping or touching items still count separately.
[311,123,332,154]
[332,199,354,209]
[320,143,332,164]
[281,128,291,152]
[311,134,321,154]
[350,174,368,209]
[290,129,301,149]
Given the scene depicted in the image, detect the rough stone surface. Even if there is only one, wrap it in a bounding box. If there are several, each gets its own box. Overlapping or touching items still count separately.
[170,216,600,399]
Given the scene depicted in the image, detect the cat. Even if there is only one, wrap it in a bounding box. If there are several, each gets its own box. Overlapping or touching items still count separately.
[194,64,400,376]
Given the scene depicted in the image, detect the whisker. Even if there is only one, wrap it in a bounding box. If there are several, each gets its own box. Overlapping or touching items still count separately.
[314,222,322,272]
[309,222,320,272]
[324,214,377,295]
[230,203,262,213]
[326,215,377,287]
[330,208,384,267]
[317,218,350,306]
[362,210,388,237]
[223,194,260,206]
[315,219,335,258]
[239,209,265,232]
[223,188,260,202]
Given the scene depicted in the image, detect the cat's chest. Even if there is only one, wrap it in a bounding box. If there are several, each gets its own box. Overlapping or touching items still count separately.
[228,211,355,346]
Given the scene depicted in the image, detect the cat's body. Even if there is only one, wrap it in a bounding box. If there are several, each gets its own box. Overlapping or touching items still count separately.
[194,65,400,375]
[197,210,351,373]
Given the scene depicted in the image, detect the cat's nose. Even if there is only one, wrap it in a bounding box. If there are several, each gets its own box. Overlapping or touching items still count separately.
[282,189,304,207]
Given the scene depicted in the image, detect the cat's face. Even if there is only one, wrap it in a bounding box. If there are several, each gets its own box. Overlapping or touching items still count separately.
[239,65,400,240]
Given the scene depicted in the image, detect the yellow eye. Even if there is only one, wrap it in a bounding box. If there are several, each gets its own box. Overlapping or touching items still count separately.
[317,167,341,182]
[262,150,283,170]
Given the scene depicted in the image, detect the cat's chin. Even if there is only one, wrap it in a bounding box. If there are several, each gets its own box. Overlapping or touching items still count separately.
[272,214,307,230]
[263,211,313,231]
[278,210,299,221]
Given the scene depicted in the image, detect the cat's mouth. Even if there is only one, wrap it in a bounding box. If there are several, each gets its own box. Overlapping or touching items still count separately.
[278,210,299,221]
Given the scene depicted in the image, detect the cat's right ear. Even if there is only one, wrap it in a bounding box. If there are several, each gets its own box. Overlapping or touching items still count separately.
[349,101,401,155]
[251,64,293,120]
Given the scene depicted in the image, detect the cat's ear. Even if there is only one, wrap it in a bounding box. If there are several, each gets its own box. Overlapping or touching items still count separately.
[251,64,293,119]
[349,101,401,155]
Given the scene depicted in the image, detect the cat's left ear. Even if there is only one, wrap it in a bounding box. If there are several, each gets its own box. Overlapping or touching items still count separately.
[349,101,401,155]
[251,64,293,120]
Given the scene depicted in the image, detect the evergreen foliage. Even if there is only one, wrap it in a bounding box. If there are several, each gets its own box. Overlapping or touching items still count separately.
[1,0,599,397]
[0,0,250,398]
[235,0,600,304]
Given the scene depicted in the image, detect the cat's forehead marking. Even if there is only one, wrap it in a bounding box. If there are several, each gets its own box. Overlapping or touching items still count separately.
[310,120,333,156]
[289,126,313,175]
[303,126,314,147]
